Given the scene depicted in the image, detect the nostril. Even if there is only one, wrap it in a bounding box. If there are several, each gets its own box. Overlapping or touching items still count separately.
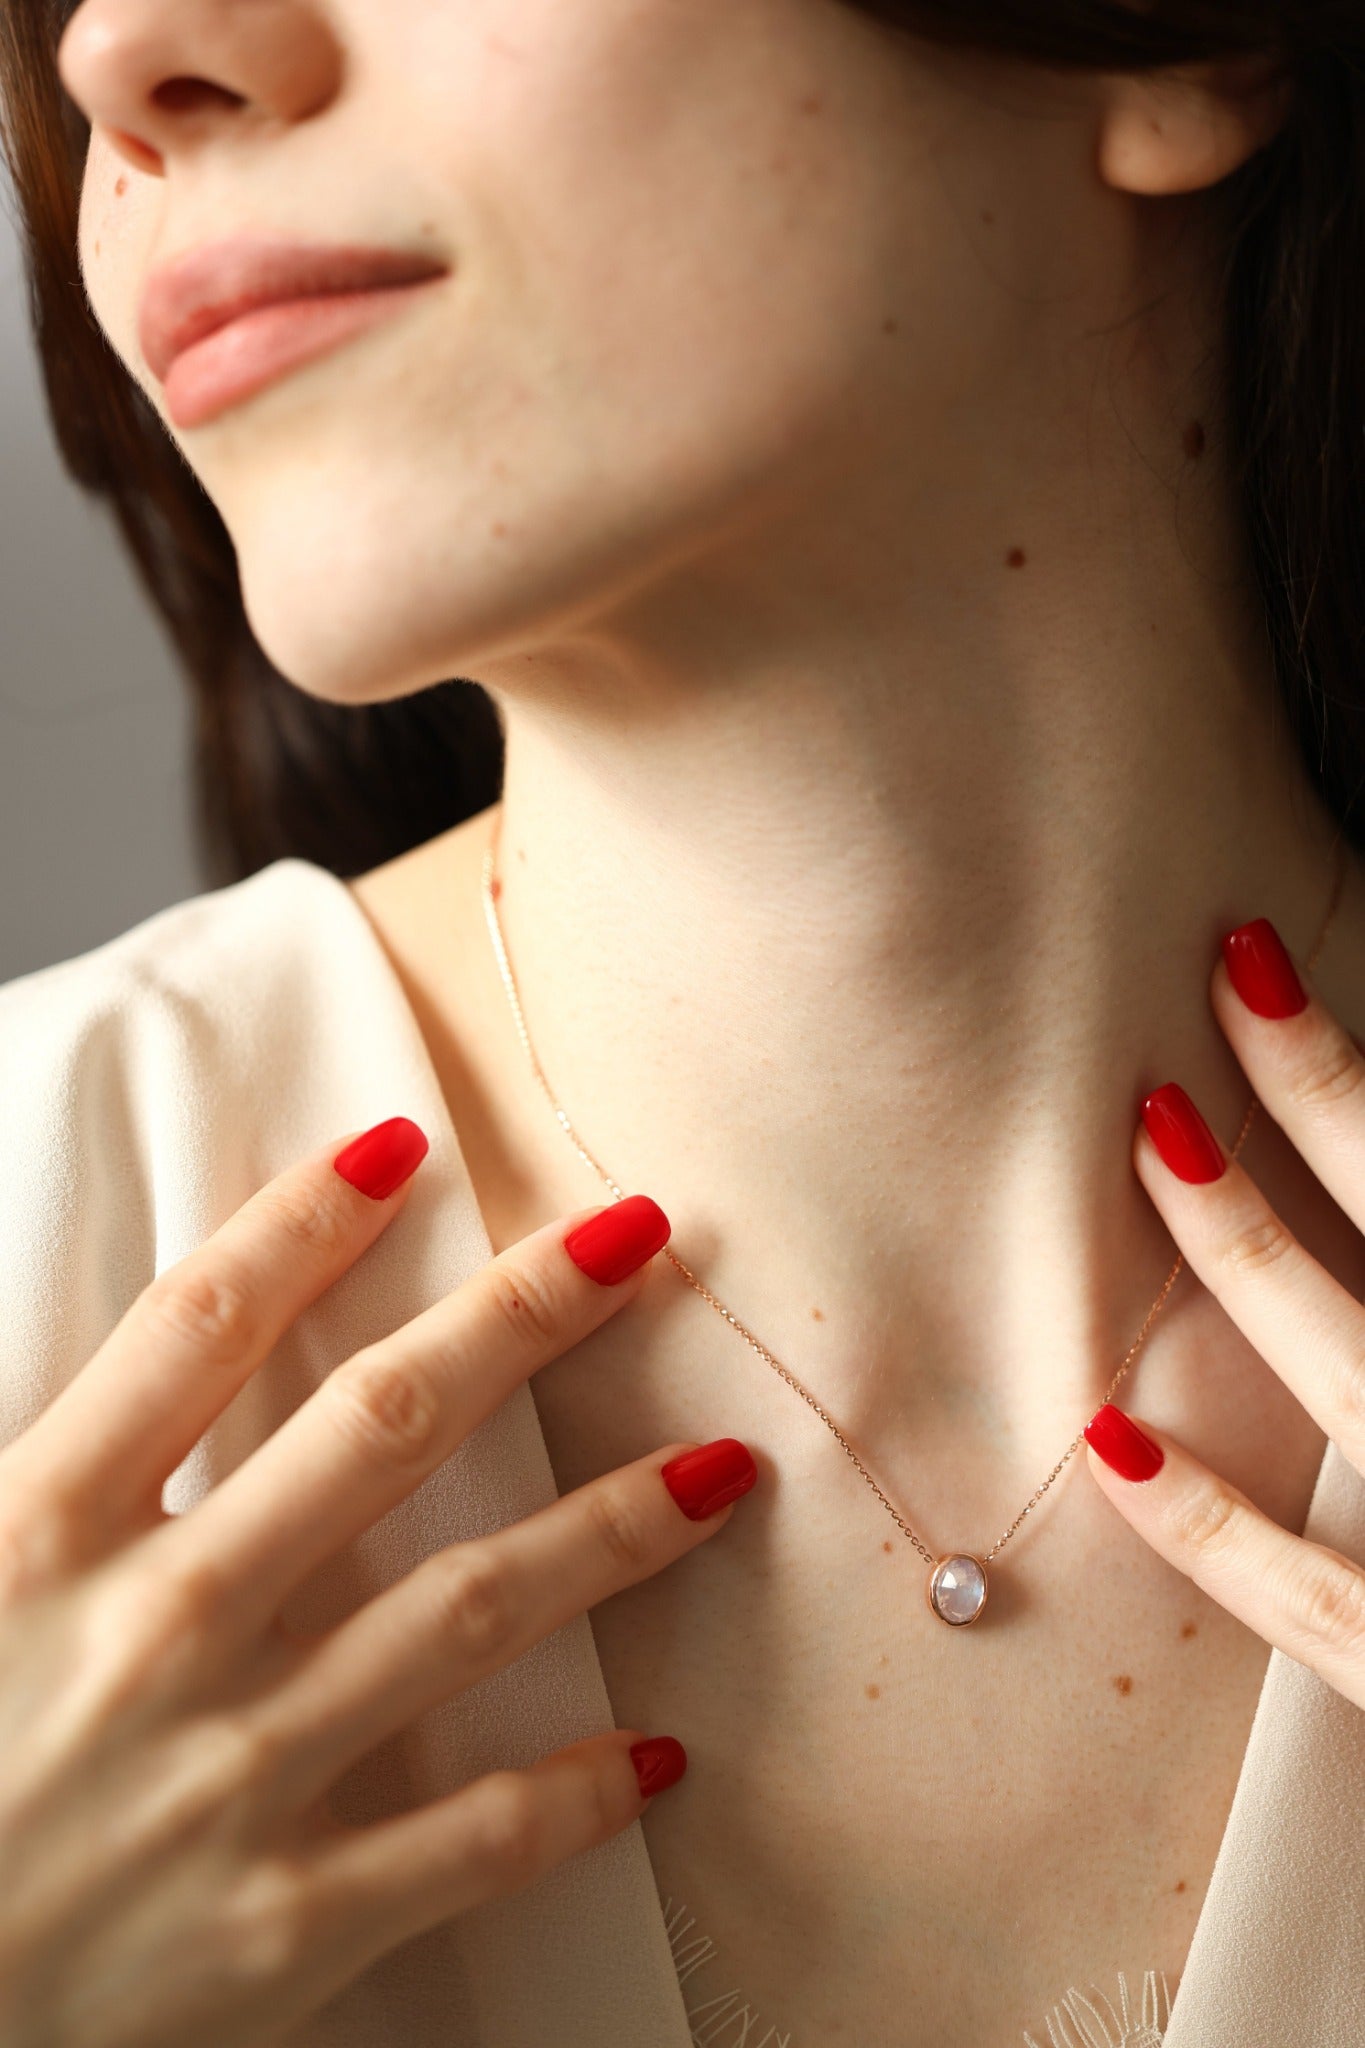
[151,77,248,115]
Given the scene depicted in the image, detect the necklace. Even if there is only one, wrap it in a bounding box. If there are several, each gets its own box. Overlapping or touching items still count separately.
[479,823,1348,1627]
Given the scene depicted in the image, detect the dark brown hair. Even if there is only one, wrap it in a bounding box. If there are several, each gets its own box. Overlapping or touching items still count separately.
[2,1,1362,886]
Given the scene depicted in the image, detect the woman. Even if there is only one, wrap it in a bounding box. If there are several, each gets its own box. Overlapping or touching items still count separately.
[0,1,1362,2042]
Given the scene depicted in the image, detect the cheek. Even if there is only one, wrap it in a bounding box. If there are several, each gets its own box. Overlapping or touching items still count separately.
[401,0,912,512]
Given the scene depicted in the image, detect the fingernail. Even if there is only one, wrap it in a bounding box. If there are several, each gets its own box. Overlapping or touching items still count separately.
[630,1734,688,1798]
[1084,1402,1165,1481]
[1141,1082,1226,1183]
[661,1437,758,1519]
[563,1194,671,1285]
[1222,918,1308,1019]
[333,1117,430,1201]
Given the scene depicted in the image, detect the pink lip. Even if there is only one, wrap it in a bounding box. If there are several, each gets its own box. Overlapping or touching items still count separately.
[139,235,451,426]
[161,280,446,429]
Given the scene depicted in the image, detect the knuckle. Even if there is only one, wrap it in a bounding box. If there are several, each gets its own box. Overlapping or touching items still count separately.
[254,1181,352,1265]
[587,1746,634,1840]
[1295,1561,1365,1659]
[0,1515,36,1605]
[192,1711,292,1807]
[219,1855,320,1984]
[115,1551,224,1647]
[584,1482,652,1574]
[157,1550,230,1636]
[61,1555,225,1721]
[1284,1026,1365,1118]
[118,1553,226,1677]
[1331,1357,1365,1458]
[474,1771,547,1895]
[0,1480,76,1604]
[1219,1210,1296,1279]
[325,1351,444,1470]
[483,1259,563,1351]
[144,1261,259,1367]
[1169,1483,1244,1565]
[428,1550,518,1665]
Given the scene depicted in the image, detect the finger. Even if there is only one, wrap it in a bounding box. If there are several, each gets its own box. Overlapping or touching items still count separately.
[247,1435,755,1814]
[1083,1406,1365,1710]
[153,1196,674,1639]
[1211,918,1365,1239]
[300,1729,686,1983]
[0,1119,430,1558]
[1132,1085,1365,1479]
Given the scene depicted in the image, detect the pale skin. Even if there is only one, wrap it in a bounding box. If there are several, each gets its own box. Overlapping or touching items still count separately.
[34,0,1365,2038]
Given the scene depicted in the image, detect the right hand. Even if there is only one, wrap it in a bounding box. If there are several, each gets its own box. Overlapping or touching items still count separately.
[0,1116,758,2048]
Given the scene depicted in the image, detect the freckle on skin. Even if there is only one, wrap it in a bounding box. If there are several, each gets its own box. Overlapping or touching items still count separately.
[1180,1620,1197,1639]
[799,92,823,115]
[882,1539,893,1553]
[114,176,128,197]
[1006,546,1026,568]
[491,520,508,538]
[1113,1674,1133,1696]
[882,317,899,335]
[811,1305,825,1320]
[980,209,995,226]
[1174,1879,1187,1893]
[1182,419,1206,459]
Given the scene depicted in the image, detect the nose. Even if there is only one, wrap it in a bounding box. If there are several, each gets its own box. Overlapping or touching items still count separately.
[57,0,344,178]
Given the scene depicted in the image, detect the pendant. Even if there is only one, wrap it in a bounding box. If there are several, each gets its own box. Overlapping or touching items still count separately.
[926,1552,989,1626]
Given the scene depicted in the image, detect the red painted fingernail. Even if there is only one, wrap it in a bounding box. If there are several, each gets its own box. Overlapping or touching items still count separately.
[1141,1083,1226,1183]
[630,1734,688,1798]
[1222,918,1308,1019]
[332,1117,430,1200]
[661,1438,759,1520]
[1084,1402,1165,1481]
[562,1195,671,1285]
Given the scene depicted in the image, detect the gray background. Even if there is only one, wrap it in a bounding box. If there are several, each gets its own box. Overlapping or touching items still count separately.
[1,174,197,989]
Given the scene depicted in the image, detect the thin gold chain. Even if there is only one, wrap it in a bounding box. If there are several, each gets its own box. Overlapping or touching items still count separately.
[479,825,1348,1570]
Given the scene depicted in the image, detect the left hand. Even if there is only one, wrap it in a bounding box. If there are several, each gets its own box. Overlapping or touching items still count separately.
[1084,913,1365,1711]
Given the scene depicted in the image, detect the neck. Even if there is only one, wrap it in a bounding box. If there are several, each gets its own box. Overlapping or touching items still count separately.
[473,410,1358,1517]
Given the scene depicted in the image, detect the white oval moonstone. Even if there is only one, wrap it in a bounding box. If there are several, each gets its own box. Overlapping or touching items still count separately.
[928,1553,988,1626]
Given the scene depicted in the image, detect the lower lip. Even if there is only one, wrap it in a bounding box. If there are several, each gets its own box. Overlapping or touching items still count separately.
[162,276,447,430]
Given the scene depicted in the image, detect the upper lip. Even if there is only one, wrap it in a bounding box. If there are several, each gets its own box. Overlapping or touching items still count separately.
[139,235,451,382]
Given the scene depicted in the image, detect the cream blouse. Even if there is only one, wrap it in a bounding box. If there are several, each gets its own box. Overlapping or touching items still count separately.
[1,858,1361,2045]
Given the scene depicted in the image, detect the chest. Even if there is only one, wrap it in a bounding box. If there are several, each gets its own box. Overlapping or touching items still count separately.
[526,1321,1276,2048]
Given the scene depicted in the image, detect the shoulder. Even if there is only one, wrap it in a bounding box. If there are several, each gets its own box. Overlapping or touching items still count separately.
[0,855,352,1049]
[0,858,375,1435]
[0,857,373,1178]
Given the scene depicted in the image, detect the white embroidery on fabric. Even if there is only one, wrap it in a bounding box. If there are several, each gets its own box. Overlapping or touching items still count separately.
[1022,1969,1176,2047]
[662,1897,793,2048]
[662,1891,1174,2048]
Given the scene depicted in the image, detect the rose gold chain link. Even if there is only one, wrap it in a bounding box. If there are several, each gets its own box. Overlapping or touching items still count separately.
[480,828,1348,1569]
